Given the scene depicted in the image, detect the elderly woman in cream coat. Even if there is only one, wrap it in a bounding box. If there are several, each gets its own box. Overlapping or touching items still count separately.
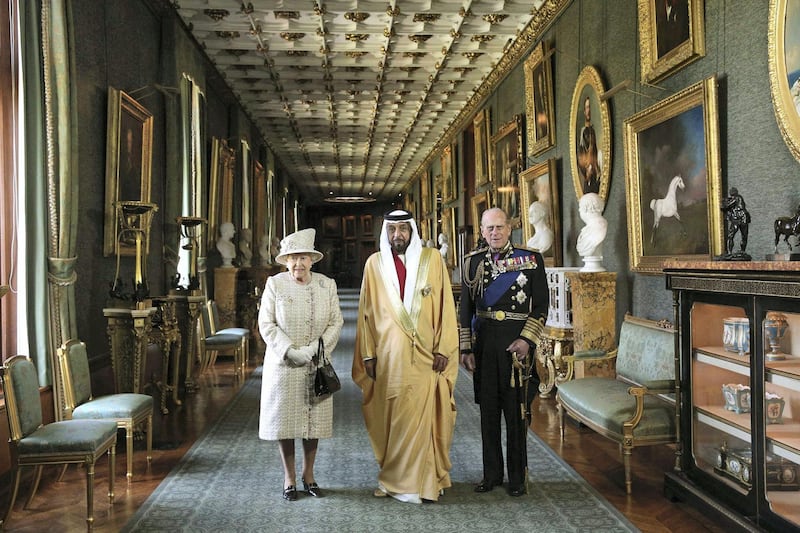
[258,228,344,502]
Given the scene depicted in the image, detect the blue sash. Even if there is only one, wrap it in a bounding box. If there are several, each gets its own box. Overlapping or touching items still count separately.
[481,249,539,308]
[481,270,519,307]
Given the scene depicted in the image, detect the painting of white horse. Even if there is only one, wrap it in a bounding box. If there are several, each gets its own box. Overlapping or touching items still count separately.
[649,175,685,244]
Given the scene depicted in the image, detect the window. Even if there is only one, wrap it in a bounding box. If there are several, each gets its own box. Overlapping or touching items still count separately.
[0,0,23,362]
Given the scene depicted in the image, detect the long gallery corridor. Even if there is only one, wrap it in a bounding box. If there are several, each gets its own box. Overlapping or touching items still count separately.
[2,289,725,532]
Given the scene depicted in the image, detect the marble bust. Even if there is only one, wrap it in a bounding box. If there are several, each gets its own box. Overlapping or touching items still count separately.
[239,227,253,267]
[576,193,607,272]
[216,221,236,268]
[526,201,553,254]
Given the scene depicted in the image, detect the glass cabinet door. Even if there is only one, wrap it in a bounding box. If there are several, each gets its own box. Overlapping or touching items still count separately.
[761,308,800,527]
[689,302,753,495]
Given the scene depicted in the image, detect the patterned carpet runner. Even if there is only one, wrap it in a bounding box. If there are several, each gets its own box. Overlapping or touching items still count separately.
[123,289,637,532]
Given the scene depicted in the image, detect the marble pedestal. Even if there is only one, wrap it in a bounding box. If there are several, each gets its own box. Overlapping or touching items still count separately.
[565,271,617,379]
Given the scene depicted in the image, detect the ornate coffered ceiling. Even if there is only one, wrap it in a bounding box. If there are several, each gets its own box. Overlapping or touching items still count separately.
[172,0,567,204]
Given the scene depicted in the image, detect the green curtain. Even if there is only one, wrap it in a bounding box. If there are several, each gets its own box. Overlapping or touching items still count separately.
[21,0,79,408]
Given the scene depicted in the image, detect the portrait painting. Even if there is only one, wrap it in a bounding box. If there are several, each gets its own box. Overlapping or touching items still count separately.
[208,137,236,249]
[252,160,266,259]
[524,41,556,157]
[441,142,458,204]
[360,214,374,236]
[519,159,562,267]
[623,76,723,273]
[470,191,492,247]
[569,66,612,207]
[420,169,432,216]
[322,216,341,238]
[638,0,705,83]
[104,87,154,256]
[473,108,491,189]
[490,115,523,226]
[769,0,800,162]
[343,215,356,239]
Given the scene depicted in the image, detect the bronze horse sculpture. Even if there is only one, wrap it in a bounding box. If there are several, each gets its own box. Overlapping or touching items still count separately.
[774,206,800,252]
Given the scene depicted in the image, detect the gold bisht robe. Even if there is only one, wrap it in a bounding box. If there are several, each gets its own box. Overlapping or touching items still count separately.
[352,247,459,502]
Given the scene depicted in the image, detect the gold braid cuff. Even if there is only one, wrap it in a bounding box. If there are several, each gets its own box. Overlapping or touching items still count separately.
[459,328,472,352]
[520,316,546,346]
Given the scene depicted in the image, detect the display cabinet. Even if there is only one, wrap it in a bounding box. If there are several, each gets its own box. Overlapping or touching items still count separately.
[664,262,800,532]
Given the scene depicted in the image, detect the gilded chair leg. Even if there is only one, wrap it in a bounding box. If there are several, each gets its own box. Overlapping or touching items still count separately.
[125,421,134,482]
[557,401,565,440]
[56,463,69,482]
[24,465,44,509]
[109,444,116,502]
[622,446,633,494]
[146,414,153,465]
[1,467,22,526]
[85,461,96,531]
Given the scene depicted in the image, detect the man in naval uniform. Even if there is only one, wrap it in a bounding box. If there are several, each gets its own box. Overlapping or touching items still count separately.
[459,207,548,497]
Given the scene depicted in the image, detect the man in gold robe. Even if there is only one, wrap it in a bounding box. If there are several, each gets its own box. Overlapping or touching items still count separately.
[352,209,459,503]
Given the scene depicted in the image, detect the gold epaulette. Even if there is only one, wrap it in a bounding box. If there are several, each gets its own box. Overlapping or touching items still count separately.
[513,245,538,254]
[464,247,488,258]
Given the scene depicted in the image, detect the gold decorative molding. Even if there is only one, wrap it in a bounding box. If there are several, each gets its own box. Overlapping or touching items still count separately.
[203,9,229,22]
[413,13,441,23]
[483,13,508,25]
[274,11,299,20]
[216,31,240,41]
[344,11,369,23]
[408,34,432,43]
[280,32,305,41]
[471,34,494,43]
[411,0,570,183]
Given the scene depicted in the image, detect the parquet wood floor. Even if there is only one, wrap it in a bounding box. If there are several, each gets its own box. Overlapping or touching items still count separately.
[1,359,728,532]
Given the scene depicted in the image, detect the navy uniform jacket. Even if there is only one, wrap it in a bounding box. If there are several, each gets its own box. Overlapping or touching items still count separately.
[459,243,548,364]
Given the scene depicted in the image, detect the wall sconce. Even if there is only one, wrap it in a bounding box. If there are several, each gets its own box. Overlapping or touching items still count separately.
[109,201,158,307]
[175,216,206,293]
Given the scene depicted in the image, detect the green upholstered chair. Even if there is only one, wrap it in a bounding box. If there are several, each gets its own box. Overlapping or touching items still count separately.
[199,300,248,379]
[57,339,153,482]
[0,355,117,531]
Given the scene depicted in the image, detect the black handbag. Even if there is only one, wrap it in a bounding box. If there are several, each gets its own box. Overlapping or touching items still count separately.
[313,338,341,397]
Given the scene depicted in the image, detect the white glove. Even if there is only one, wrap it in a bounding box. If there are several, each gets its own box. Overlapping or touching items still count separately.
[285,346,313,366]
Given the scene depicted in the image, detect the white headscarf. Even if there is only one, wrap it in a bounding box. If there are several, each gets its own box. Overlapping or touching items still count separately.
[379,210,423,313]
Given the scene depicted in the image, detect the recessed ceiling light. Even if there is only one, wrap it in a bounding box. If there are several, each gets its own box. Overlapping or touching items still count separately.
[324,195,377,203]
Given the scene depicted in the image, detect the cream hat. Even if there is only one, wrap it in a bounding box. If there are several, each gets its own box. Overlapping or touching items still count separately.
[275,228,323,265]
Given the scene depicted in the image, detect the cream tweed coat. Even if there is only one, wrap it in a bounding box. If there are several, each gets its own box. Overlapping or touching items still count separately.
[258,271,343,440]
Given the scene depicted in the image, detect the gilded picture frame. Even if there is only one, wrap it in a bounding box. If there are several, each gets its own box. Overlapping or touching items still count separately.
[769,0,800,163]
[440,208,457,269]
[569,66,611,206]
[103,87,154,256]
[343,215,356,239]
[441,142,457,204]
[420,170,432,217]
[252,159,266,258]
[470,191,492,246]
[208,137,236,249]
[623,76,723,274]
[524,41,556,157]
[473,107,491,189]
[519,159,562,267]
[322,216,341,238]
[490,115,523,226]
[360,214,374,236]
[639,0,705,84]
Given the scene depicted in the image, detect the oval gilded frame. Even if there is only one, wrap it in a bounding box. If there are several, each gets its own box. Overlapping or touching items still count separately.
[569,66,612,207]
[768,0,800,162]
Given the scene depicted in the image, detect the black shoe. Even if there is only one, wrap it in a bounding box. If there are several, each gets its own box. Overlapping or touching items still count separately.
[508,485,526,497]
[474,479,501,493]
[302,479,324,498]
[283,485,298,501]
